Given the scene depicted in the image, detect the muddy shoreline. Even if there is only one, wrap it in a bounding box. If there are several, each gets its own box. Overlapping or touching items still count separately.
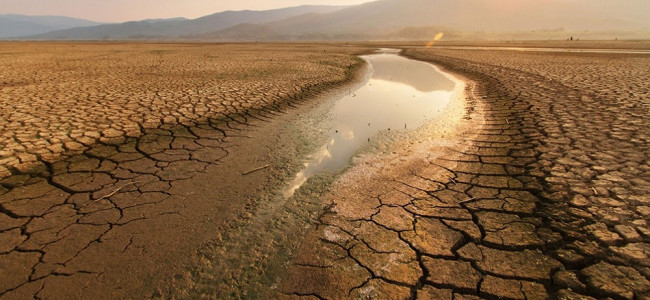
[177,51,476,298]
[274,52,487,299]
[171,60,374,298]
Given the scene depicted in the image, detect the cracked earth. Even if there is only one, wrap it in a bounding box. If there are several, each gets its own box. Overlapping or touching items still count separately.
[1,42,649,300]
[0,43,366,299]
[276,45,650,300]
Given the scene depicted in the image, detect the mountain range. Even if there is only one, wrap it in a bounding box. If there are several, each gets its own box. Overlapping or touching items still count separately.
[0,14,104,38]
[13,5,346,40]
[3,0,650,41]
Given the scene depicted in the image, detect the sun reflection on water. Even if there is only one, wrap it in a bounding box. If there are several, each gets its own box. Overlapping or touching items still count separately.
[283,50,455,198]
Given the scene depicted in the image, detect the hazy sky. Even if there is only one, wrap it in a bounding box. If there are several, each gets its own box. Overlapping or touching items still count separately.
[0,0,371,22]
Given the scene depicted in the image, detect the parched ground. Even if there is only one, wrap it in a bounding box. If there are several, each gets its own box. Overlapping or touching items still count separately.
[0,42,362,177]
[276,45,650,299]
[1,42,649,300]
[0,42,367,299]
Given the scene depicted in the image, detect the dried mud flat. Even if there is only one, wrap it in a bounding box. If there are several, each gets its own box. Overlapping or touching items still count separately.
[0,42,367,299]
[1,41,649,300]
[275,43,650,299]
[0,42,363,176]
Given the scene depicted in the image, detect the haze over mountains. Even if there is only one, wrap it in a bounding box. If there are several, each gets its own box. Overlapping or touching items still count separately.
[22,5,346,40]
[4,0,650,41]
[0,14,103,38]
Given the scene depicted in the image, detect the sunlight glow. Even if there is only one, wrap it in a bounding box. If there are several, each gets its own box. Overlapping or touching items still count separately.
[426,32,444,48]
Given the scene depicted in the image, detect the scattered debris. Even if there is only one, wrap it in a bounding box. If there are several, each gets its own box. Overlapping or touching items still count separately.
[242,164,271,175]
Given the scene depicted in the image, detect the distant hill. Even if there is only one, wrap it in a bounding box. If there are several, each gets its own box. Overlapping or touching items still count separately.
[11,0,650,41]
[0,14,103,38]
[197,0,650,41]
[138,17,188,23]
[27,5,347,40]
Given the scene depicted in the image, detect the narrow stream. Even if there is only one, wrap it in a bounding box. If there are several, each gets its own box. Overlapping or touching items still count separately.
[283,49,457,197]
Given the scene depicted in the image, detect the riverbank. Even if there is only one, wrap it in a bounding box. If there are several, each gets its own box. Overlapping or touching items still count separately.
[274,52,487,299]
[275,46,649,299]
[176,49,468,298]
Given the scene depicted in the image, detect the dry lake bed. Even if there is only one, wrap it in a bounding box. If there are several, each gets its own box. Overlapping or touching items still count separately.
[0,41,649,299]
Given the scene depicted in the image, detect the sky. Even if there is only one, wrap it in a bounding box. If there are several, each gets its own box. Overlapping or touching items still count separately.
[0,0,371,22]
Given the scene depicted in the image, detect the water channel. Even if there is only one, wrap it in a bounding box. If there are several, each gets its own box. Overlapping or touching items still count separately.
[284,49,457,197]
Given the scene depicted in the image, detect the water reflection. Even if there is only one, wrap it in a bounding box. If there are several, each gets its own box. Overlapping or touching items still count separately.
[370,57,455,92]
[283,51,456,197]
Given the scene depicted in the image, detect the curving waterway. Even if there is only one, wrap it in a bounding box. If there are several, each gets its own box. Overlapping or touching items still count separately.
[284,49,457,197]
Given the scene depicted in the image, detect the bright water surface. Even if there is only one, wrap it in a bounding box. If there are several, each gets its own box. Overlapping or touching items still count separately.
[284,50,456,197]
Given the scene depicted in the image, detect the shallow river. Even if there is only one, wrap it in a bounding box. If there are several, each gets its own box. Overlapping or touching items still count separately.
[284,49,457,197]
